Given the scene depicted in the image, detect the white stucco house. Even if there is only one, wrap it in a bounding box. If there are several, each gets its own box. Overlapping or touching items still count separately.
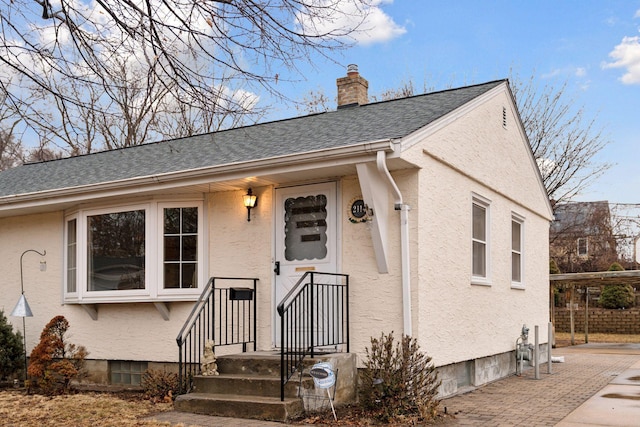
[0,67,552,403]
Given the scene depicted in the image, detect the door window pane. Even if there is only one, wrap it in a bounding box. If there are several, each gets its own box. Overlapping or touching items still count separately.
[88,210,146,291]
[284,195,328,261]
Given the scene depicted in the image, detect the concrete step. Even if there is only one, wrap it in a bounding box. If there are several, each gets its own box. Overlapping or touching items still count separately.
[176,352,356,422]
[216,352,320,376]
[174,392,305,422]
[192,373,313,398]
[216,353,282,376]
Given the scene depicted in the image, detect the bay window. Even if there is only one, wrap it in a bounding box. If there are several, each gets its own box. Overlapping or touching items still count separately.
[64,200,204,303]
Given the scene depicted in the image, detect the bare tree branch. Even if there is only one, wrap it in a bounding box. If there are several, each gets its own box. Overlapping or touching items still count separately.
[509,72,611,206]
[1,0,370,114]
[1,0,372,156]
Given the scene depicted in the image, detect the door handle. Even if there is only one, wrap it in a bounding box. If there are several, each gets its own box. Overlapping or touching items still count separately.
[274,261,280,275]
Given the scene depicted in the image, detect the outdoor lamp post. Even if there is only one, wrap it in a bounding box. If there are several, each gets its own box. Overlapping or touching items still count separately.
[10,249,46,383]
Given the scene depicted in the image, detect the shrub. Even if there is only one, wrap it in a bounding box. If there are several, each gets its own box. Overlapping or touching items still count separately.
[27,315,88,394]
[599,262,635,309]
[608,262,625,272]
[549,259,561,274]
[599,284,635,309]
[0,309,24,380]
[141,369,179,402]
[359,332,440,423]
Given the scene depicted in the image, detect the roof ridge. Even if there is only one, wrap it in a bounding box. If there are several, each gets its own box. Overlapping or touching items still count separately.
[22,79,507,166]
[359,78,507,108]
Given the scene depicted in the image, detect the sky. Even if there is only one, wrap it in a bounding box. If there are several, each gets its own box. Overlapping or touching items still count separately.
[270,0,640,205]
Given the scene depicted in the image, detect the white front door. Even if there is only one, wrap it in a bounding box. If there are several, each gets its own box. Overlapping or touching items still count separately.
[274,182,337,346]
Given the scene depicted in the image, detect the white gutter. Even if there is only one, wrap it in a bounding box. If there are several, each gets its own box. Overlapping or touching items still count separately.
[0,139,395,211]
[376,150,412,336]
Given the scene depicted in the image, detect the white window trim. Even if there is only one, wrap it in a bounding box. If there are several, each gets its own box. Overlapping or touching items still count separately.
[157,202,205,298]
[511,212,525,289]
[64,214,79,299]
[471,193,491,286]
[64,200,205,304]
[577,237,588,257]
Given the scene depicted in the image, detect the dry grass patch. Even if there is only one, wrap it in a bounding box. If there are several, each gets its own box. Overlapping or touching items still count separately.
[0,390,175,427]
[555,332,640,347]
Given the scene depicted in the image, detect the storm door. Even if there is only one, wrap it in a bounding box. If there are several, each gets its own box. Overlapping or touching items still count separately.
[273,182,337,346]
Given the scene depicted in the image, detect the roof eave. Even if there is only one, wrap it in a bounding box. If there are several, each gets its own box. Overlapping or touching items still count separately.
[0,138,397,213]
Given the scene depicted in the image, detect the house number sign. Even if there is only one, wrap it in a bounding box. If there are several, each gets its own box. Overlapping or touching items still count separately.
[348,196,369,223]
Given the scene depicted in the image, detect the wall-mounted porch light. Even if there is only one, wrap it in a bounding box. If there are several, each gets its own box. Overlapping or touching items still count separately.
[243,188,258,222]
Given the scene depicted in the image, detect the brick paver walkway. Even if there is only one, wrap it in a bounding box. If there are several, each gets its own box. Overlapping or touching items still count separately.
[443,345,640,426]
[147,344,640,426]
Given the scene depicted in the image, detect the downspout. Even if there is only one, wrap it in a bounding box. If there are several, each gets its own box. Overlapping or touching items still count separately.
[376,150,412,336]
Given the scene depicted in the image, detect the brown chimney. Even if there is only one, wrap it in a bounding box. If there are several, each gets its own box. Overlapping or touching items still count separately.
[337,64,368,108]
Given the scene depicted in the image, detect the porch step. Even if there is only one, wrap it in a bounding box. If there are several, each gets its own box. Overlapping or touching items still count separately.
[191,373,312,398]
[216,352,283,376]
[174,352,357,422]
[175,352,312,422]
[174,392,305,422]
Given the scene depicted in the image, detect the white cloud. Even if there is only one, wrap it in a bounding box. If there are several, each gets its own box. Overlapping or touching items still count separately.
[541,66,587,79]
[296,0,405,45]
[635,9,640,19]
[603,36,640,84]
[541,68,562,79]
[355,2,406,45]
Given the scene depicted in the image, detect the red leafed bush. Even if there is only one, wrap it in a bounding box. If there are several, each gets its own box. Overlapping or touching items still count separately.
[27,315,88,394]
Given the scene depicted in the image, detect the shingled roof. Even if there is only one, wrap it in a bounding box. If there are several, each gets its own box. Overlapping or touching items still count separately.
[0,80,505,199]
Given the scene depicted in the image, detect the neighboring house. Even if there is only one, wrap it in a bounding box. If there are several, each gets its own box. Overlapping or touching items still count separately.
[550,201,618,273]
[0,66,552,399]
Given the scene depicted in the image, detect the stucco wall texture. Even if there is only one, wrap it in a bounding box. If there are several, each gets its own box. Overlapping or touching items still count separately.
[0,211,195,362]
[0,85,551,385]
[413,89,551,367]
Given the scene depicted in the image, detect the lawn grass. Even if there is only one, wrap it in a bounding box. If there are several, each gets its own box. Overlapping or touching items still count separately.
[0,390,176,427]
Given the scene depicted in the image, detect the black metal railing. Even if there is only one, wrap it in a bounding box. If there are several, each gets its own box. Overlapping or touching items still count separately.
[176,276,258,393]
[277,271,349,401]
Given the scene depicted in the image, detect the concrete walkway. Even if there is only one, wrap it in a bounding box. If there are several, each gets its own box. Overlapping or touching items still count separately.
[554,344,640,427]
[146,343,640,426]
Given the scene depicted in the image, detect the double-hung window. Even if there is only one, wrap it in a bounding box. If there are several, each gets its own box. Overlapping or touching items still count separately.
[511,214,524,288]
[577,238,588,257]
[64,200,204,303]
[472,195,490,285]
